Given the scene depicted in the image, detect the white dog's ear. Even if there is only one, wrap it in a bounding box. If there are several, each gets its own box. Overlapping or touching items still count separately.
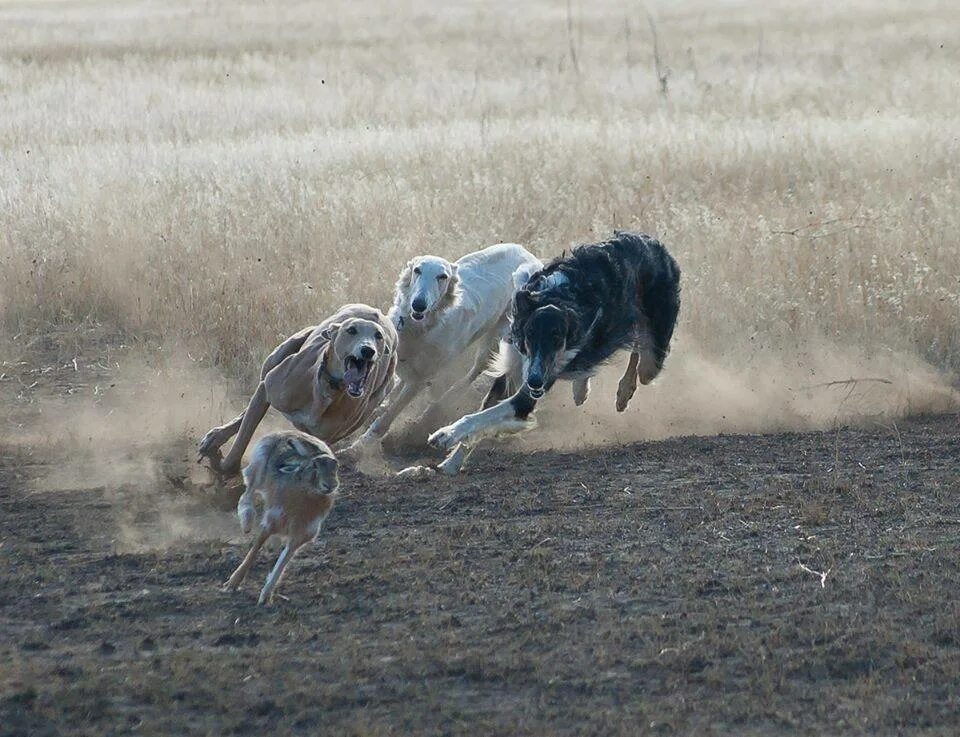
[392,260,417,311]
[444,262,464,308]
[319,322,341,341]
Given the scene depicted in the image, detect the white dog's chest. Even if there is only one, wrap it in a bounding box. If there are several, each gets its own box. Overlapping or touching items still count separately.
[397,327,468,376]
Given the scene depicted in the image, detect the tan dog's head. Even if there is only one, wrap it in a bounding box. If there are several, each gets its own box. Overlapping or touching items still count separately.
[393,255,462,323]
[322,317,389,398]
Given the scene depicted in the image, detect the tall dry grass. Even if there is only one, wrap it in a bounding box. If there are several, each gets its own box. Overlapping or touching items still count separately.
[1,0,957,433]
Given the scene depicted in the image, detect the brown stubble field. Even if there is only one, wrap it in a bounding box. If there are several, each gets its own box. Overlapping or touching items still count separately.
[2,348,960,735]
[1,0,960,734]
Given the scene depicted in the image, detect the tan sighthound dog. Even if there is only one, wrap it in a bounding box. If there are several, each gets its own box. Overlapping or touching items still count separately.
[223,431,339,605]
[198,303,398,475]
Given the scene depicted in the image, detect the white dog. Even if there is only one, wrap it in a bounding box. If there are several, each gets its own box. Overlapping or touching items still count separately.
[344,243,541,475]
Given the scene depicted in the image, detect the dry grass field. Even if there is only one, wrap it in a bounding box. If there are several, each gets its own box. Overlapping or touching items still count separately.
[1,0,959,734]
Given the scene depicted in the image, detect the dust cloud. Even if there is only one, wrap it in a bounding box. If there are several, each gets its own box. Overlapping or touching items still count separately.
[522,336,958,451]
[5,348,251,552]
[3,334,956,551]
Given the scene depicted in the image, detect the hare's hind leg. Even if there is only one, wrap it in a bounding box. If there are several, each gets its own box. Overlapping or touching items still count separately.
[257,535,311,605]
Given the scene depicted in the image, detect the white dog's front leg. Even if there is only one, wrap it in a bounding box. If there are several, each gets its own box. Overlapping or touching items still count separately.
[365,380,419,440]
[337,428,384,469]
[436,442,475,476]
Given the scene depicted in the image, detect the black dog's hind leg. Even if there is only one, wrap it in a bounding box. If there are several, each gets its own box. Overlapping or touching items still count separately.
[641,259,681,378]
[616,351,641,412]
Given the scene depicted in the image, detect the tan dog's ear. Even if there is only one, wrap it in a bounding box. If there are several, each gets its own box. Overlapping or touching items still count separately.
[449,263,459,278]
[319,322,342,341]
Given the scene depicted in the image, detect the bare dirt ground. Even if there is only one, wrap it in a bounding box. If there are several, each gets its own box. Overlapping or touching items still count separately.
[2,362,959,736]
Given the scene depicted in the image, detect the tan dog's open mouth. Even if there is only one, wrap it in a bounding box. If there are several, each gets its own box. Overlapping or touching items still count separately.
[343,356,372,397]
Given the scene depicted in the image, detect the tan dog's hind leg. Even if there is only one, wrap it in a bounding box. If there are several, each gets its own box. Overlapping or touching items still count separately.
[257,536,309,605]
[616,352,640,412]
[223,527,270,591]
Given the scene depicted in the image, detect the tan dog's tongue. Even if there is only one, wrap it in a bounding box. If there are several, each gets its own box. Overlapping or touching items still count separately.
[343,363,368,393]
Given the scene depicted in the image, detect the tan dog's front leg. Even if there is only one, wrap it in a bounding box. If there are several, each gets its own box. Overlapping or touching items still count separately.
[217,383,270,475]
[197,414,243,469]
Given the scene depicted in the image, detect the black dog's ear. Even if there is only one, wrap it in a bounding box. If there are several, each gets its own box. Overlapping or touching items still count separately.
[566,307,602,345]
[581,308,603,344]
[513,289,539,317]
[561,306,582,341]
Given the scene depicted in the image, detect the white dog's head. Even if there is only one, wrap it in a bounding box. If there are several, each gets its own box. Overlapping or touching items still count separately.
[393,255,462,324]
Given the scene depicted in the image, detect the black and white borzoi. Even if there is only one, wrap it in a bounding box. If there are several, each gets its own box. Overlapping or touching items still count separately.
[428,231,680,457]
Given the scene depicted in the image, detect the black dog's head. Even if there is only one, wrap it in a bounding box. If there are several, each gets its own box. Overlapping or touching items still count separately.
[512,290,588,398]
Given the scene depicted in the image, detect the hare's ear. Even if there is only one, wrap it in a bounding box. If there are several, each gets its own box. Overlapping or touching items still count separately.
[290,437,319,457]
[277,460,306,475]
[314,455,338,473]
[319,322,342,341]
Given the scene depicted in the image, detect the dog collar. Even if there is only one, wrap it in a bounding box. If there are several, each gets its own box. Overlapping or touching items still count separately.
[318,349,343,391]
